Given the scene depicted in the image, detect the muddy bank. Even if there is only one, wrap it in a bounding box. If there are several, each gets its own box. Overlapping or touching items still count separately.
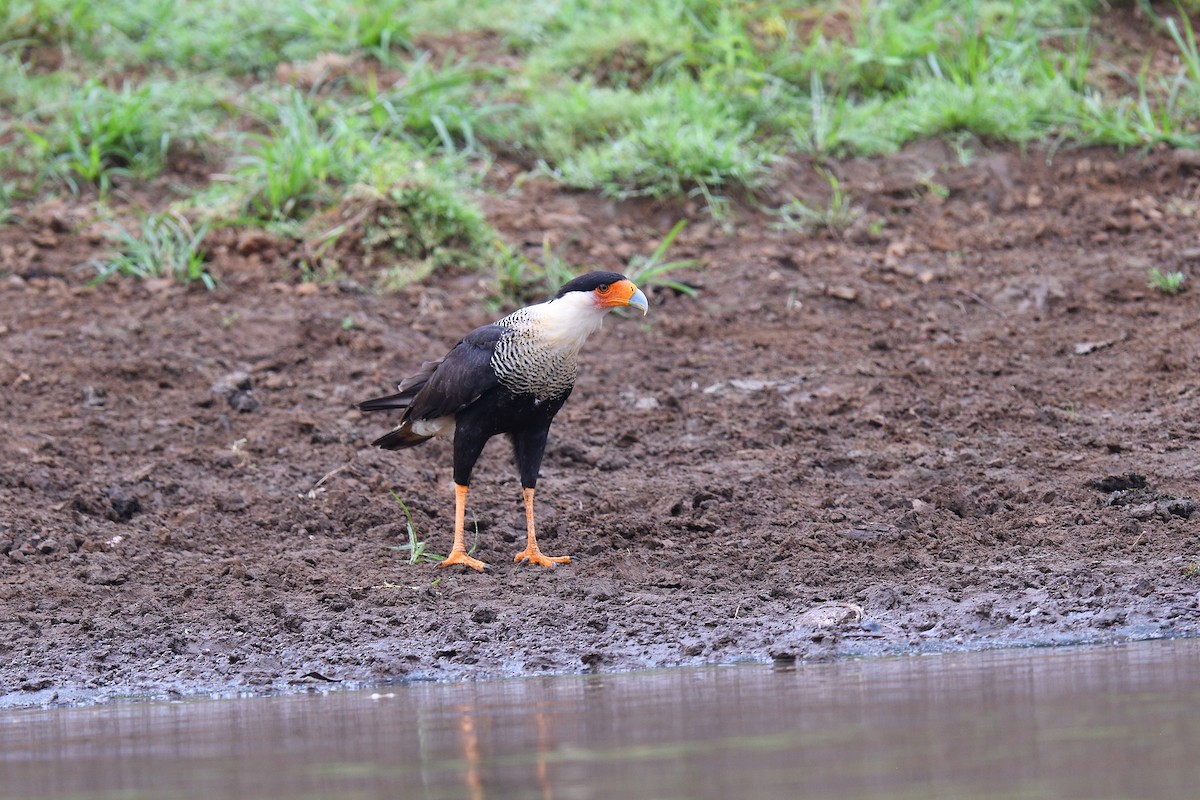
[2,143,1200,708]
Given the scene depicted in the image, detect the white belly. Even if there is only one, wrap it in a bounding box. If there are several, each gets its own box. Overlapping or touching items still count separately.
[412,415,456,439]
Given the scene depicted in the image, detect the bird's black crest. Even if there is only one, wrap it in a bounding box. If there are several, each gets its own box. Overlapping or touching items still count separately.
[554,271,628,299]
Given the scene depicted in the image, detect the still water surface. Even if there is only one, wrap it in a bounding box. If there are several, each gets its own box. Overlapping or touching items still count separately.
[3,639,1199,800]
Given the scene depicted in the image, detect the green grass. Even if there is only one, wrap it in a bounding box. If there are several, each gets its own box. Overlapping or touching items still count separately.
[230,88,370,222]
[10,76,216,195]
[771,169,862,234]
[1148,267,1187,295]
[385,491,480,565]
[544,88,773,201]
[86,212,215,289]
[493,218,698,306]
[355,170,500,291]
[494,235,579,304]
[290,172,498,292]
[0,0,414,74]
[386,492,444,565]
[625,219,700,298]
[6,0,1200,290]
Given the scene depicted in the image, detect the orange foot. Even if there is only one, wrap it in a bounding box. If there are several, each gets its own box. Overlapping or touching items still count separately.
[514,548,571,569]
[440,550,488,572]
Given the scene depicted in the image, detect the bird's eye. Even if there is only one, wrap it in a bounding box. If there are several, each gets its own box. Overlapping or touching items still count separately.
[597,284,610,293]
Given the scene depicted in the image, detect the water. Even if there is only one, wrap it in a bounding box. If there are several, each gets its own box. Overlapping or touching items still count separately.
[3,639,1199,800]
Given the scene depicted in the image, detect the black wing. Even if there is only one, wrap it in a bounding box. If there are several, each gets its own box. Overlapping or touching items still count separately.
[358,358,443,413]
[361,324,505,422]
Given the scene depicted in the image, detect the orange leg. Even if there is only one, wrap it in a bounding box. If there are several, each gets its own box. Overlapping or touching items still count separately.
[440,483,488,572]
[513,487,571,568]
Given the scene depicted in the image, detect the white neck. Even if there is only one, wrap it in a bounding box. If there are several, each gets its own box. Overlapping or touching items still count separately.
[527,292,607,352]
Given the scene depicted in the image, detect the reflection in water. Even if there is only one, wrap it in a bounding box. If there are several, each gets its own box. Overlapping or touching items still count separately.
[3,639,1200,799]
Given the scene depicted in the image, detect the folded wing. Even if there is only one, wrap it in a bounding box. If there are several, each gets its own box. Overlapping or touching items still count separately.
[359,325,506,450]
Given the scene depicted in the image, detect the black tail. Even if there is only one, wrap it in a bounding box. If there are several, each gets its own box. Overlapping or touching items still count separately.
[361,359,444,449]
[371,423,432,450]
[359,392,412,413]
[360,394,431,449]
[358,358,441,414]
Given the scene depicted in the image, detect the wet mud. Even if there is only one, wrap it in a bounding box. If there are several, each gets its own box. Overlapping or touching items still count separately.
[2,142,1200,707]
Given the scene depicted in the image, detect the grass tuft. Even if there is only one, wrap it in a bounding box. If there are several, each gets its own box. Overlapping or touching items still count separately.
[771,169,862,234]
[21,78,208,195]
[299,163,498,292]
[86,213,215,289]
[493,218,698,306]
[387,492,444,565]
[231,88,368,222]
[526,79,774,203]
[624,219,700,297]
[493,235,578,304]
[354,54,510,155]
[1148,267,1187,295]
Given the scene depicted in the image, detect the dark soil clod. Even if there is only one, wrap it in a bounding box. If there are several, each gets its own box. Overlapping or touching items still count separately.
[1088,473,1148,493]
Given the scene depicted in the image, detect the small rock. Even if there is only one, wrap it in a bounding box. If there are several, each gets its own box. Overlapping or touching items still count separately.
[81,385,108,407]
[211,371,252,396]
[1160,498,1198,519]
[216,494,248,513]
[866,585,899,610]
[37,539,57,555]
[1172,148,1200,168]
[471,607,497,624]
[794,602,864,630]
[211,371,261,412]
[106,485,141,522]
[596,453,630,472]
[837,523,897,543]
[910,612,937,632]
[1127,499,1198,521]
[227,390,260,413]
[911,498,934,514]
[824,285,859,302]
[1073,338,1119,356]
[79,564,128,585]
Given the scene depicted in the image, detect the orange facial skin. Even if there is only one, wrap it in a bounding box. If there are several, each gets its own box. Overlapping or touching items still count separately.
[594,279,648,313]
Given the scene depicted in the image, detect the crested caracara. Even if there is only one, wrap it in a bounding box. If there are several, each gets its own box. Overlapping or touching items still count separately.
[360,272,648,571]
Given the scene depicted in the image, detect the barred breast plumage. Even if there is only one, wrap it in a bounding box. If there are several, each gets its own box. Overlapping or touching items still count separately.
[491,306,580,401]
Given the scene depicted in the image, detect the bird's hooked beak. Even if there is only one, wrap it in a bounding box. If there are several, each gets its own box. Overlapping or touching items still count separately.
[627,285,649,315]
[597,279,648,315]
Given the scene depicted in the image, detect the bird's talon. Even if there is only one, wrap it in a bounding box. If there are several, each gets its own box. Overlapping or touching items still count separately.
[513,549,571,568]
[439,550,488,572]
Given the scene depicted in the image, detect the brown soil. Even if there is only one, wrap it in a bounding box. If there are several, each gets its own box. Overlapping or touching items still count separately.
[3,140,1200,708]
